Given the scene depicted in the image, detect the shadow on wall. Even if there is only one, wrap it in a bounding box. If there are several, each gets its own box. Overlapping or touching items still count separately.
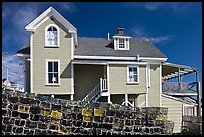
[60,61,71,78]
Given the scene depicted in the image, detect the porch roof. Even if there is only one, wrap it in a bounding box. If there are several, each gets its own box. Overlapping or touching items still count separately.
[162,62,195,80]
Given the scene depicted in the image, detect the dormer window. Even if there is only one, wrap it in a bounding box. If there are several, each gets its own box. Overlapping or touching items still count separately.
[45,24,59,47]
[113,28,131,50]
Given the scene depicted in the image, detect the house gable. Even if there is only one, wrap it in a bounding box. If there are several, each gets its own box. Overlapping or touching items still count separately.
[25,6,78,46]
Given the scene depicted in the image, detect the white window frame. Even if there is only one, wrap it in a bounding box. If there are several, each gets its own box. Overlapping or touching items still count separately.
[183,104,195,116]
[127,65,139,84]
[113,36,131,50]
[45,24,60,47]
[46,59,60,86]
[118,38,125,49]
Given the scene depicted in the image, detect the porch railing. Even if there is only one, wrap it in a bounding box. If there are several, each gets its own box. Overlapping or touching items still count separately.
[162,82,197,93]
[82,78,108,103]
[82,84,100,103]
[100,78,107,91]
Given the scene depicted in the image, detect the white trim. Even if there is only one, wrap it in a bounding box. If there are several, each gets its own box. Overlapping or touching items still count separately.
[45,59,60,86]
[127,65,139,84]
[160,63,162,107]
[101,92,109,96]
[147,64,150,88]
[73,61,107,65]
[107,64,111,103]
[71,61,74,95]
[30,32,33,93]
[72,60,149,65]
[34,16,50,31]
[44,24,60,47]
[71,34,74,60]
[145,65,148,107]
[74,55,167,62]
[107,61,148,65]
[140,57,168,61]
[25,6,76,32]
[113,36,131,38]
[74,55,137,60]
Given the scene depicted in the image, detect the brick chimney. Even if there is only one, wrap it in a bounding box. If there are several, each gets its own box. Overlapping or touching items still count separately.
[116,28,125,36]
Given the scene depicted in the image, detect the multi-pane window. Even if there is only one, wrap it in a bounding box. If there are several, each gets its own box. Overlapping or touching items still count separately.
[46,60,59,85]
[119,38,125,49]
[184,106,194,116]
[45,26,58,46]
[128,66,138,83]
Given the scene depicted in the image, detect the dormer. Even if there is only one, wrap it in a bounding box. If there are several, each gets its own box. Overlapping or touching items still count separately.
[113,28,131,50]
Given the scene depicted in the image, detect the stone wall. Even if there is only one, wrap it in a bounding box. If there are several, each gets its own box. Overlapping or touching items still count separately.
[2,89,174,135]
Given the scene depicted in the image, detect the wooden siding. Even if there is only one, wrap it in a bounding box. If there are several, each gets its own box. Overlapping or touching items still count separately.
[162,96,183,133]
[109,65,146,94]
[32,17,72,94]
[74,64,104,100]
[148,65,161,107]
[162,95,198,133]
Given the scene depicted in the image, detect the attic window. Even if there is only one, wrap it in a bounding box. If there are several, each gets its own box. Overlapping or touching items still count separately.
[45,24,59,47]
[119,38,125,49]
[113,37,130,50]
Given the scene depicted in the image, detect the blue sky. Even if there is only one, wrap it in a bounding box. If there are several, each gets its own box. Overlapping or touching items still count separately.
[2,2,202,94]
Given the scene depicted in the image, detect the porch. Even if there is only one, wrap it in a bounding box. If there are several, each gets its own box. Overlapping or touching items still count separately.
[162,62,201,116]
[73,63,109,102]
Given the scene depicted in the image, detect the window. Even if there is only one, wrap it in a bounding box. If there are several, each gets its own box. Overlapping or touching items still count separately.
[46,60,60,85]
[119,38,125,49]
[183,106,194,116]
[113,36,130,50]
[45,24,59,47]
[127,66,138,83]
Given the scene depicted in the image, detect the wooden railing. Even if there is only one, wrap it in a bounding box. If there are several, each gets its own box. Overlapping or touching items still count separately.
[82,84,100,103]
[100,78,107,91]
[82,78,108,103]
[162,82,197,93]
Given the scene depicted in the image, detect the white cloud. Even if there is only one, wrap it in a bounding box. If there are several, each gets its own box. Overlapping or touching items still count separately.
[60,2,76,12]
[144,35,174,43]
[124,2,191,12]
[128,26,148,38]
[2,52,24,85]
[128,27,174,44]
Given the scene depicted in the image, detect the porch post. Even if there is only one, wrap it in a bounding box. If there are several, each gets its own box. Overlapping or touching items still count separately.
[70,94,74,101]
[108,95,111,103]
[178,67,182,92]
[195,69,201,116]
[125,94,128,106]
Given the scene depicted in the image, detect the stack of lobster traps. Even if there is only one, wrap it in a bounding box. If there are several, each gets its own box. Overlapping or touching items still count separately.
[2,89,174,135]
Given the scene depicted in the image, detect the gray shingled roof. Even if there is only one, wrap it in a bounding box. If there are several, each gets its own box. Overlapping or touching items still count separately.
[16,41,30,55]
[16,38,167,58]
[75,37,167,58]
